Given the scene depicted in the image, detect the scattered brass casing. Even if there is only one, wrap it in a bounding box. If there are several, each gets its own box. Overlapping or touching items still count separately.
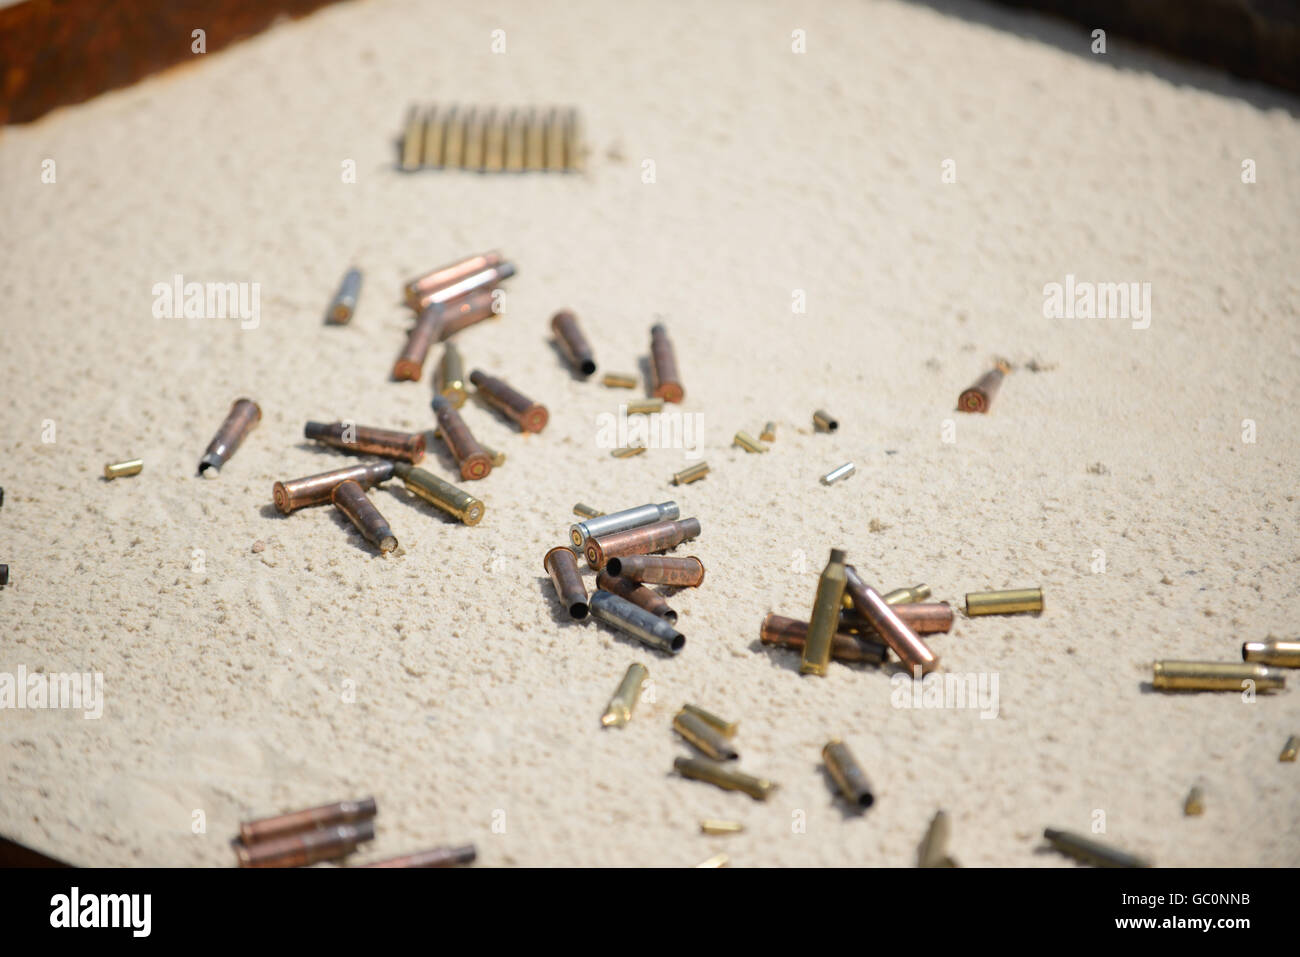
[671,462,709,486]
[1242,640,1300,668]
[602,663,648,728]
[1043,828,1151,868]
[393,462,484,526]
[104,459,143,480]
[801,548,847,677]
[673,711,738,761]
[965,588,1043,616]
[823,739,874,810]
[674,757,776,801]
[359,845,476,868]
[1152,660,1285,693]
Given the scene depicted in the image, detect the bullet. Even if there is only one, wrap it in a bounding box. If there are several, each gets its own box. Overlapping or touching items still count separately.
[674,757,776,801]
[434,343,469,407]
[626,397,664,415]
[359,845,476,868]
[601,662,648,728]
[821,462,855,485]
[483,108,505,172]
[431,395,493,480]
[544,545,589,620]
[1184,786,1205,816]
[332,480,398,553]
[544,106,565,171]
[733,431,767,453]
[570,501,680,549]
[504,108,526,171]
[564,107,585,172]
[585,518,701,571]
[551,309,596,376]
[239,796,377,846]
[674,711,738,761]
[198,398,260,476]
[1281,735,1299,762]
[917,810,956,867]
[694,853,730,868]
[404,252,504,308]
[823,739,874,810]
[236,820,375,868]
[595,571,678,624]
[399,106,423,171]
[760,422,776,442]
[681,704,737,738]
[462,107,484,169]
[421,105,444,168]
[103,459,143,480]
[441,105,464,167]
[589,590,685,654]
[1242,640,1300,668]
[845,566,940,675]
[411,261,515,314]
[392,462,484,526]
[671,462,710,486]
[1151,660,1285,693]
[965,588,1043,616]
[649,323,684,403]
[470,369,548,433]
[612,446,646,458]
[759,614,889,666]
[801,548,848,676]
[573,504,604,519]
[304,422,426,464]
[883,584,931,605]
[699,820,743,835]
[524,107,545,170]
[958,361,1010,414]
[1042,828,1151,868]
[841,602,954,635]
[325,267,362,324]
[813,409,838,433]
[605,554,705,587]
[603,373,637,389]
[274,461,395,515]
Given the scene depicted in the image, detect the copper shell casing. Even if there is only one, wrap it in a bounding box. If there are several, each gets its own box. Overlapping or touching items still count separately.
[551,309,596,376]
[431,395,493,480]
[844,566,940,675]
[469,369,549,432]
[595,571,678,623]
[404,252,503,307]
[649,323,684,403]
[958,364,1007,414]
[584,517,702,570]
[823,739,875,810]
[304,422,426,464]
[430,288,499,341]
[239,796,377,846]
[841,602,954,635]
[412,261,515,312]
[235,820,375,868]
[199,397,261,475]
[274,461,395,514]
[544,546,590,620]
[393,309,442,381]
[605,554,705,587]
[760,613,889,665]
[359,844,477,868]
[332,480,398,553]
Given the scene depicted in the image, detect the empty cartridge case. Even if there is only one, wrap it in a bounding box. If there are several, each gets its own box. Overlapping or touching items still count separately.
[681,704,737,738]
[612,445,646,458]
[543,106,565,171]
[551,309,596,376]
[239,796,377,846]
[275,460,395,515]
[595,571,678,623]
[700,820,743,835]
[801,548,848,676]
[589,590,685,654]
[504,109,526,171]
[1183,787,1205,816]
[841,602,954,635]
[602,662,649,728]
[304,422,426,464]
[103,459,143,480]
[671,462,710,486]
[393,310,442,381]
[236,820,375,868]
[483,108,505,171]
[605,554,705,587]
[626,397,665,415]
[821,462,855,485]
[573,503,604,519]
[395,287,502,381]
[823,739,874,810]
[570,501,679,549]
[813,409,839,432]
[883,584,931,605]
[1151,660,1285,693]
[434,343,469,407]
[917,810,955,867]
[584,517,701,571]
[1242,640,1300,668]
[431,395,493,480]
[674,711,738,761]
[958,361,1009,414]
[603,372,637,389]
[845,566,940,676]
[649,323,684,403]
[694,853,730,868]
[412,260,515,313]
[399,106,423,171]
[965,588,1043,616]
[733,431,767,453]
[760,614,889,666]
[674,757,776,801]
[461,107,484,169]
[198,398,260,476]
[332,480,398,553]
[1042,828,1150,868]
[470,370,549,433]
[1281,736,1299,762]
[430,288,501,340]
[760,422,776,442]
[544,545,589,620]
[326,267,362,324]
[360,845,476,868]
[421,105,444,169]
[392,462,484,526]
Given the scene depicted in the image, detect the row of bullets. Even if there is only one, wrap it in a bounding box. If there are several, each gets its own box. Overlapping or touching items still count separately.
[232,796,474,868]
[399,104,586,174]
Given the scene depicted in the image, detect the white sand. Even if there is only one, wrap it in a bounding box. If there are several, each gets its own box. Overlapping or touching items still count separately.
[1,0,1298,867]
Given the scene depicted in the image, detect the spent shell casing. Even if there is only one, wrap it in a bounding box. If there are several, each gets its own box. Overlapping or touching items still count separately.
[434,342,468,407]
[504,108,525,171]
[332,480,398,553]
[700,820,744,835]
[198,397,261,476]
[544,106,565,170]
[441,105,464,166]
[239,796,377,846]
[602,662,649,728]
[882,584,931,605]
[822,739,874,810]
[674,711,738,761]
[965,588,1043,615]
[412,261,515,313]
[103,459,143,480]
[605,554,705,587]
[626,397,664,415]
[461,107,484,169]
[649,323,684,403]
[236,820,375,868]
[551,309,596,376]
[1151,660,1285,692]
[523,106,545,170]
[431,288,501,340]
[470,369,549,433]
[674,757,776,801]
[841,602,954,635]
[544,545,589,620]
[421,105,444,168]
[588,590,685,654]
[612,446,646,458]
[681,704,737,738]
[304,421,426,463]
[1242,640,1300,668]
[1184,787,1205,816]
[325,267,362,324]
[760,421,776,442]
[573,503,604,518]
[845,566,940,675]
[917,810,954,867]
[694,853,730,868]
[563,107,585,172]
[399,106,423,171]
[812,409,839,432]
[570,501,680,549]
[821,462,855,485]
[1042,828,1151,868]
[1281,735,1299,762]
[733,431,767,453]
[483,108,505,171]
[431,395,493,480]
[595,571,678,623]
[274,461,395,515]
[584,517,701,571]
[603,372,637,389]
[801,548,848,676]
[359,844,476,868]
[404,252,504,307]
[393,309,442,380]
[957,362,1009,414]
[671,462,710,486]
[392,462,484,526]
[759,614,889,665]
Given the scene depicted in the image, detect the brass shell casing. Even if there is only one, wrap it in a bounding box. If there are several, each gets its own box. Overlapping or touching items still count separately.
[626,398,664,415]
[965,588,1043,616]
[430,288,501,340]
[700,820,743,835]
[823,739,874,810]
[332,480,398,553]
[544,545,590,620]
[573,503,604,519]
[882,584,931,605]
[845,566,939,675]
[239,796,377,846]
[958,363,1008,414]
[399,106,423,171]
[326,267,362,324]
[759,614,889,666]
[199,397,261,476]
[434,342,468,407]
[1242,640,1300,668]
[760,422,776,442]
[603,372,637,389]
[1042,828,1151,868]
[612,445,646,458]
[671,462,710,486]
[595,572,678,624]
[602,663,649,728]
[605,554,705,587]
[470,369,549,433]
[304,422,426,464]
[649,323,684,403]
[584,518,701,571]
[551,309,596,376]
[674,757,776,801]
[359,844,476,868]
[235,820,375,868]
[1151,660,1285,692]
[274,460,395,514]
[1281,736,1299,762]
[918,810,955,867]
[801,548,848,676]
[393,462,484,526]
[733,431,767,453]
[104,459,143,480]
[431,395,493,480]
[812,409,838,432]
[681,704,737,738]
[673,711,738,761]
[421,106,445,168]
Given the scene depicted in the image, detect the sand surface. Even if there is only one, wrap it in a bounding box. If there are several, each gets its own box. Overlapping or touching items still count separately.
[1,0,1298,867]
